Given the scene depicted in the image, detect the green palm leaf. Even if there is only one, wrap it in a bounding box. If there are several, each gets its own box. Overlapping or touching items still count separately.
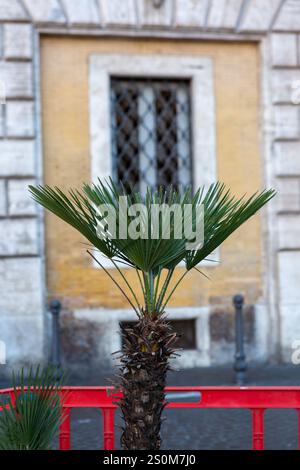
[0,365,66,450]
[29,179,275,315]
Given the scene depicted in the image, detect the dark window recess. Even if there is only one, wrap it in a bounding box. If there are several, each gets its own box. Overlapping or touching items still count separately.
[110,77,192,194]
[121,319,196,350]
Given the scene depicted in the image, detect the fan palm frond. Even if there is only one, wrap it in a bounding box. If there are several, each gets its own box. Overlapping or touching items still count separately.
[29,179,275,315]
[0,365,66,450]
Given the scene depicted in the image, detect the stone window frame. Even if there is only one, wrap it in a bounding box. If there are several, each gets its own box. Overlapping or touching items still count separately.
[89,53,218,267]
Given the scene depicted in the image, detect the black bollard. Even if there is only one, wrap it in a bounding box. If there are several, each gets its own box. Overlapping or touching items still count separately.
[233,294,247,385]
[152,0,165,7]
[49,299,61,368]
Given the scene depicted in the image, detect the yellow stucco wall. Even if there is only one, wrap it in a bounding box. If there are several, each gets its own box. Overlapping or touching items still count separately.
[40,36,263,311]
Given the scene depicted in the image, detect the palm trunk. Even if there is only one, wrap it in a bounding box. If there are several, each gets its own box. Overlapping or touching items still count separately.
[118,315,178,450]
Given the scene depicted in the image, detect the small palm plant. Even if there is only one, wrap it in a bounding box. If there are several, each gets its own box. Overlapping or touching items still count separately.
[29,180,275,449]
[0,365,65,450]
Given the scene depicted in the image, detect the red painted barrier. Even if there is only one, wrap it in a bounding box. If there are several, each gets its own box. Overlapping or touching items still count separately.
[1,386,300,450]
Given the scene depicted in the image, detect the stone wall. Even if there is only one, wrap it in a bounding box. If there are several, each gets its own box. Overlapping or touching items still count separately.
[0,0,299,369]
[272,23,300,359]
[0,2,44,368]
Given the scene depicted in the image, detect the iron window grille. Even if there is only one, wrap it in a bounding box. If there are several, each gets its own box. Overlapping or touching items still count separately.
[110,77,193,194]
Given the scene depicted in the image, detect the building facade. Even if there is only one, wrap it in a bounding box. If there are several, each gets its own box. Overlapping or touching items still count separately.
[0,0,300,372]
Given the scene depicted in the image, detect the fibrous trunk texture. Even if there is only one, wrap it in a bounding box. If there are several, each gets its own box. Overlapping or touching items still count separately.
[118,315,178,450]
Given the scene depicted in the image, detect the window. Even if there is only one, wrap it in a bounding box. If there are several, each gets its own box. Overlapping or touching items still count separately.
[89,53,217,267]
[110,77,192,193]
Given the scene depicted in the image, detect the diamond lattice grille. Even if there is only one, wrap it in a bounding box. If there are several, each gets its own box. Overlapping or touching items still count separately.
[110,78,192,194]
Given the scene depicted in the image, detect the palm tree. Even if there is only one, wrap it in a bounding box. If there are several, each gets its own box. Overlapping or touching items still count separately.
[29,179,275,450]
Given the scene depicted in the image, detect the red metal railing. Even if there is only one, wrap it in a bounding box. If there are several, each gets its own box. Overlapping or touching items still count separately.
[1,386,300,450]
